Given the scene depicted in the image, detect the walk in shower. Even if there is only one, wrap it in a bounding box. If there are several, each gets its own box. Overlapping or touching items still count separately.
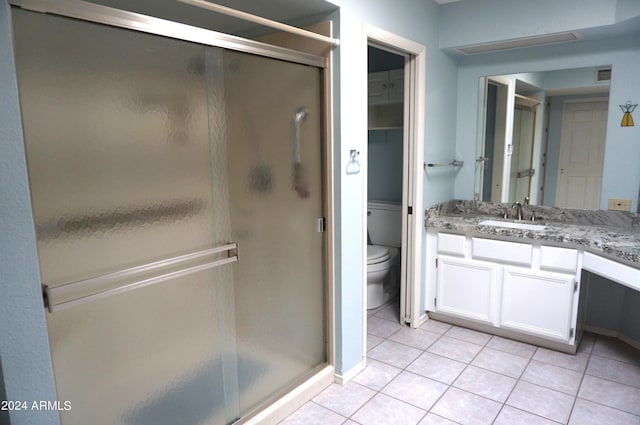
[11,2,327,424]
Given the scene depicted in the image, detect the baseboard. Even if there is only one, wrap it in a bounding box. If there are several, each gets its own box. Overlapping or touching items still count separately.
[411,312,429,328]
[334,359,365,385]
[583,325,640,351]
[582,325,617,338]
[243,365,334,425]
[619,334,640,352]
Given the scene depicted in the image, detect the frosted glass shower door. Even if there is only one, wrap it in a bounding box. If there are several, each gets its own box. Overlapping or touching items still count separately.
[222,51,326,413]
[13,5,327,425]
[13,9,240,425]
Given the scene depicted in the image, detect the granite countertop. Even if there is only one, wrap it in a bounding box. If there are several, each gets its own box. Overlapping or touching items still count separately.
[425,200,640,267]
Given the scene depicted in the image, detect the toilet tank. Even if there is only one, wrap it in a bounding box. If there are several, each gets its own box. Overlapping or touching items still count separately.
[368,201,402,247]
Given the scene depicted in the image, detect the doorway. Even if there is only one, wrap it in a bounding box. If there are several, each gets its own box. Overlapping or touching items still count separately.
[363,27,426,341]
[366,45,405,323]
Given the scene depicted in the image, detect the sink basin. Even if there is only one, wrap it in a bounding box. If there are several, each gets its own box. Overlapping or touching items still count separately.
[479,219,547,231]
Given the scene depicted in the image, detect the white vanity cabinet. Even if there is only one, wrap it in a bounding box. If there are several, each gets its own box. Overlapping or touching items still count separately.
[436,256,498,324]
[368,70,404,105]
[501,267,576,341]
[427,229,583,351]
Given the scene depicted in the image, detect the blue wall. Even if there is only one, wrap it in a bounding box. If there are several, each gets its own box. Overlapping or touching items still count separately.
[368,129,403,203]
[0,2,60,424]
[329,0,458,376]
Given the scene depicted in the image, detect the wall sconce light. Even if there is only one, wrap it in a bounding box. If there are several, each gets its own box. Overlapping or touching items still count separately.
[346,150,360,175]
[620,100,637,127]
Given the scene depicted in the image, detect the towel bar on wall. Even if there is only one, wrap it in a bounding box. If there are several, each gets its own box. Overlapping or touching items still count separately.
[43,242,239,313]
[424,159,464,169]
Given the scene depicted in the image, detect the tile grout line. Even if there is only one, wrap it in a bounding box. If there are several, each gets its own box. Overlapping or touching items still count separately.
[589,335,640,367]
[568,333,640,421]
[394,324,504,423]
[348,312,640,425]
[572,396,640,421]
[377,321,447,416]
[409,325,457,422]
[350,307,430,424]
[387,321,549,416]
[573,332,597,420]
[370,321,556,423]
[589,352,640,368]
[361,314,454,423]
[283,319,640,424]
[582,335,640,392]
[489,342,540,424]
[401,324,574,424]
[443,329,513,425]
[309,400,349,422]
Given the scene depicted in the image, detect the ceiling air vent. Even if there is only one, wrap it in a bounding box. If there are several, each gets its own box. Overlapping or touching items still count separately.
[597,68,612,82]
[455,32,579,55]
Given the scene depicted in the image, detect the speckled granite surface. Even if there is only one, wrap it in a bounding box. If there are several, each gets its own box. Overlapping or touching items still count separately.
[425,200,640,267]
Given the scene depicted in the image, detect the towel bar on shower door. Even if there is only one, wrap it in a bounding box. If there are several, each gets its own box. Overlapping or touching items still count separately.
[43,242,239,313]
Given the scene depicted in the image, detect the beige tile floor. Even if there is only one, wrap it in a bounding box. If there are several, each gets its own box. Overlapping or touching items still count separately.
[279,300,640,425]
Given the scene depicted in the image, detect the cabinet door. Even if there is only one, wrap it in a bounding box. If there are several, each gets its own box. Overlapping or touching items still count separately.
[501,267,575,341]
[387,69,404,103]
[436,256,498,324]
[368,71,389,105]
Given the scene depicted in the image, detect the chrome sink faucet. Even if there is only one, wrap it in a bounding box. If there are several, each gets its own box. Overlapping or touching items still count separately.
[512,202,523,221]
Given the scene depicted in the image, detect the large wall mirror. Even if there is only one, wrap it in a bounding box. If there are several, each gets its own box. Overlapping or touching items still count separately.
[475,66,612,209]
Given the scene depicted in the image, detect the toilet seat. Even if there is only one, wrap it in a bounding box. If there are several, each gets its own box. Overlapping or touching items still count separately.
[367,245,390,265]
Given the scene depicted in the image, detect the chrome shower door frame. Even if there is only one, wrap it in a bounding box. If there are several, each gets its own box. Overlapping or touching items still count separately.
[10,0,326,68]
[10,1,334,423]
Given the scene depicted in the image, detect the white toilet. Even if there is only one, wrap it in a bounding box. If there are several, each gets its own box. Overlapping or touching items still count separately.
[367,201,402,309]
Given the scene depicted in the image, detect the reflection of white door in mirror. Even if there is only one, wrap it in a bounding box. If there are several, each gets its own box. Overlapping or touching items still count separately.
[509,104,538,203]
[555,100,608,210]
[476,67,611,207]
[480,78,512,202]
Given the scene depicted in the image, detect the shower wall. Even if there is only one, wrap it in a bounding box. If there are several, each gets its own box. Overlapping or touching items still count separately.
[13,6,326,425]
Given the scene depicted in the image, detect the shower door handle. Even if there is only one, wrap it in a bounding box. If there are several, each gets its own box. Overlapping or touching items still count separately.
[293,107,310,197]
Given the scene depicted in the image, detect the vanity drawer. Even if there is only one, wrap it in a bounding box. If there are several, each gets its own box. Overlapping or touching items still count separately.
[540,246,578,273]
[438,233,466,256]
[472,237,532,266]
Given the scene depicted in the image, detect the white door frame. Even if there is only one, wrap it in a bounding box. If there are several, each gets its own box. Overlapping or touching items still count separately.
[363,25,426,346]
[492,76,516,202]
